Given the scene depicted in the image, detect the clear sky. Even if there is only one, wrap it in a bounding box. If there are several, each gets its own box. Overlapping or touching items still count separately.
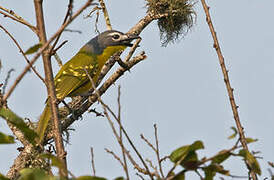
[0,0,273,179]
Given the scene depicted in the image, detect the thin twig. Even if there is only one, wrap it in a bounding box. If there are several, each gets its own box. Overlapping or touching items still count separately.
[146,159,161,179]
[98,0,112,30]
[90,147,96,176]
[0,6,37,33]
[195,170,204,180]
[0,24,45,83]
[63,29,82,34]
[84,68,153,179]
[124,38,142,62]
[49,0,74,56]
[2,0,93,102]
[105,148,124,168]
[199,139,240,165]
[140,134,156,152]
[200,0,257,179]
[136,173,145,180]
[117,86,130,180]
[52,40,68,67]
[154,124,165,178]
[2,69,15,94]
[52,40,68,55]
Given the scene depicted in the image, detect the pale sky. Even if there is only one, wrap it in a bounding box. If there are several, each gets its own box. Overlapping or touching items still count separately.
[0,0,274,179]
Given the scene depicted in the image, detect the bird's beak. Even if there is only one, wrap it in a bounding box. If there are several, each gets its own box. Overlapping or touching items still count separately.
[121,34,141,47]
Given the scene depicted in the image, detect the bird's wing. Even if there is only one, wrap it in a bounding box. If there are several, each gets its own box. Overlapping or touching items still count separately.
[54,52,98,100]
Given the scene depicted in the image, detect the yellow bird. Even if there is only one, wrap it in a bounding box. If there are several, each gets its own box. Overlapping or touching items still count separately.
[37,30,139,143]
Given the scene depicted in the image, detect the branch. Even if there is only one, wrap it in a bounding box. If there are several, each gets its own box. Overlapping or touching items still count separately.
[90,147,96,176]
[33,0,67,178]
[117,86,130,180]
[98,0,112,30]
[200,0,257,179]
[0,5,37,33]
[154,124,165,178]
[84,65,153,179]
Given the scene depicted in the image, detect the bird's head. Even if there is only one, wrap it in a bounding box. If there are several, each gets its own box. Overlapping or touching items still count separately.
[97,30,140,48]
[82,30,140,56]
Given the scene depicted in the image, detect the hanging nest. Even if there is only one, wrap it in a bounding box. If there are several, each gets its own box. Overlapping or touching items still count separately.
[146,0,196,46]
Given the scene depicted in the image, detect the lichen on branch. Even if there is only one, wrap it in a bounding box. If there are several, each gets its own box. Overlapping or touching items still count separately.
[146,0,196,46]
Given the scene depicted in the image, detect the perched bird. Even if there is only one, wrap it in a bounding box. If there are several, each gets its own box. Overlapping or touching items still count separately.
[37,30,139,143]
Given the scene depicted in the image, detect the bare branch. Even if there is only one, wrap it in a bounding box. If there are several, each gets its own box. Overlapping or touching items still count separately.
[0,5,37,33]
[140,134,156,152]
[2,69,15,94]
[117,86,130,180]
[105,148,124,168]
[200,0,257,179]
[124,38,142,62]
[98,0,112,30]
[34,0,67,177]
[84,67,153,179]
[154,124,164,178]
[90,147,96,176]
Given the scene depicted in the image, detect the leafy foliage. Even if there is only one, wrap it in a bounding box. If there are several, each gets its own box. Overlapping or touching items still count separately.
[170,140,204,170]
[238,149,261,175]
[0,131,14,144]
[146,0,196,46]
[0,173,10,180]
[18,168,54,180]
[0,107,38,145]
[24,43,42,55]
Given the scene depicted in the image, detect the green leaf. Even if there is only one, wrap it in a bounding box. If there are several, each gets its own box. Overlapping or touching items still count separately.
[170,145,190,163]
[245,137,258,144]
[212,150,231,164]
[25,43,42,55]
[0,132,15,144]
[181,151,199,170]
[204,167,215,180]
[172,171,185,180]
[170,141,204,170]
[170,141,204,163]
[0,107,38,145]
[76,176,107,180]
[40,153,64,170]
[203,164,229,180]
[0,173,10,180]
[189,141,204,151]
[238,149,261,175]
[228,127,238,139]
[18,168,53,180]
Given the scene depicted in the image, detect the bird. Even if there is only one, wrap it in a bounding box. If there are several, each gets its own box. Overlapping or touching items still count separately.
[37,30,140,143]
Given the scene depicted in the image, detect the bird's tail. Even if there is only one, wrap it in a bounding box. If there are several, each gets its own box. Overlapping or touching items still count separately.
[36,103,51,143]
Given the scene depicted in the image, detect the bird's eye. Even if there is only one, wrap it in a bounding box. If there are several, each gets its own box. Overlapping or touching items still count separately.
[112,34,120,40]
